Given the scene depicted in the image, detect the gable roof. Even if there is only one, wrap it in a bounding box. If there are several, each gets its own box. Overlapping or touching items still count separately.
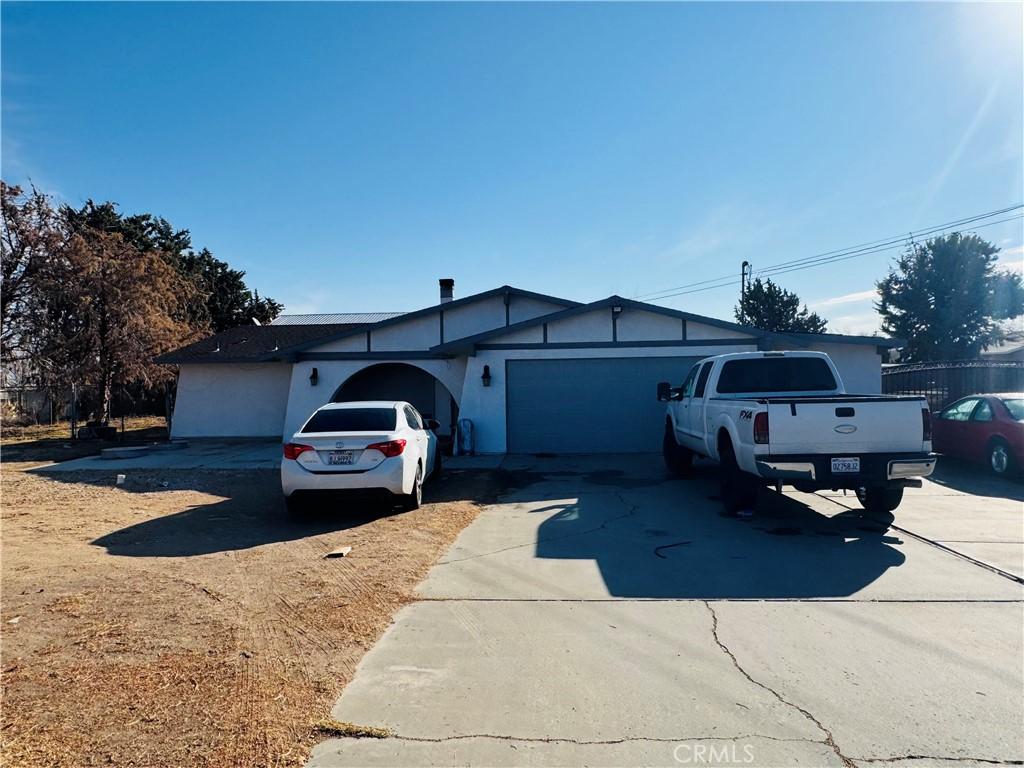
[155,323,369,364]
[278,285,581,357]
[157,285,581,365]
[158,287,904,365]
[271,312,404,325]
[430,295,760,353]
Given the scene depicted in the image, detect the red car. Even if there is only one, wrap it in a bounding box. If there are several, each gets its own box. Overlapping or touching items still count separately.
[932,393,1024,476]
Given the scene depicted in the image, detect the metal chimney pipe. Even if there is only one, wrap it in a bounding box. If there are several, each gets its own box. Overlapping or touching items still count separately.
[439,278,455,303]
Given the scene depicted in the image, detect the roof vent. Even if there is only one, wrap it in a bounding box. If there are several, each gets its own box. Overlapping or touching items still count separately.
[439,278,455,304]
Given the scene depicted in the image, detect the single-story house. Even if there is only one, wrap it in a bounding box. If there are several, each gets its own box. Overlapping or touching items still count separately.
[157,280,901,454]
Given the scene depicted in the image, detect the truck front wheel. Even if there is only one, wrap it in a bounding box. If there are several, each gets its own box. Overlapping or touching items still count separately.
[856,486,904,514]
[663,426,693,477]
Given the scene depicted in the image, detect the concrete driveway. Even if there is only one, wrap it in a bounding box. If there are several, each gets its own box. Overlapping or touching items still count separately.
[309,455,1024,767]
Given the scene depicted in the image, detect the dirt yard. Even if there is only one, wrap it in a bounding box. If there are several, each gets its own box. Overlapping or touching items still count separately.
[0,454,489,767]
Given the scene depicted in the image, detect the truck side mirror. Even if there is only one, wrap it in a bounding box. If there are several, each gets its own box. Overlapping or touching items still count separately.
[657,382,672,402]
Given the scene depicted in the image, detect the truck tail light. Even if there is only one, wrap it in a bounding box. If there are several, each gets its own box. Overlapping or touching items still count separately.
[922,408,931,441]
[283,443,314,460]
[753,412,770,444]
[367,439,407,458]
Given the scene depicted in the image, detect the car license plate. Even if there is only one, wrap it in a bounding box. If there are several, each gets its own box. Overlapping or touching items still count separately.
[831,457,860,474]
[327,450,356,465]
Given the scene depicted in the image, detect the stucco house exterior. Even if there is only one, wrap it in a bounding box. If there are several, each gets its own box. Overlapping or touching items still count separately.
[158,280,901,454]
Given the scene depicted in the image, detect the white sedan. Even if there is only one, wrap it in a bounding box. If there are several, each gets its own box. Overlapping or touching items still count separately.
[281,400,440,513]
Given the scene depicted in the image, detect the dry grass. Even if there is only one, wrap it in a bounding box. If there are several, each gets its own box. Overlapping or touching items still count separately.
[1,416,169,467]
[0,462,489,767]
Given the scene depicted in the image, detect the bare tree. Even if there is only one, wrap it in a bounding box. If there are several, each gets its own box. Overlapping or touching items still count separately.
[36,227,201,420]
[1,182,64,361]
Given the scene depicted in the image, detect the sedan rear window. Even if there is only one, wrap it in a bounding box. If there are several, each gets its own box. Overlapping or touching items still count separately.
[301,408,396,433]
[716,357,838,394]
[1001,398,1024,421]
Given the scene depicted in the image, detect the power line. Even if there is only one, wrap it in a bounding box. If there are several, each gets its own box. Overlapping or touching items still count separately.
[647,212,1023,302]
[635,205,1023,303]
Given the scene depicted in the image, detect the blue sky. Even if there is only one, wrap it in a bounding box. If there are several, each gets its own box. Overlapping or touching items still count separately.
[3,2,1022,333]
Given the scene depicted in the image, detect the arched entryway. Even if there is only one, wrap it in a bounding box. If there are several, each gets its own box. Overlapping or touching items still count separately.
[332,363,459,450]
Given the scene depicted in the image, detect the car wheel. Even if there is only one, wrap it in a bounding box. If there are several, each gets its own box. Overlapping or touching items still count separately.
[284,495,306,518]
[719,442,757,514]
[856,486,904,514]
[988,440,1015,476]
[663,426,693,477]
[402,463,423,511]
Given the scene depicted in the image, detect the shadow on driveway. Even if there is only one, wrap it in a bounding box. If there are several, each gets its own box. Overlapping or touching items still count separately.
[508,458,909,599]
[926,456,1024,501]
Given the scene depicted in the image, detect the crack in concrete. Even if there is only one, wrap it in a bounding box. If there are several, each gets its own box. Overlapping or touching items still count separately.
[437,491,641,565]
[416,597,1024,604]
[853,756,1023,765]
[382,732,826,746]
[703,602,857,768]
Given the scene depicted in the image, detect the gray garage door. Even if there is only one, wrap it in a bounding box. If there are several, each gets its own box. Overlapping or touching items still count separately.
[506,357,700,454]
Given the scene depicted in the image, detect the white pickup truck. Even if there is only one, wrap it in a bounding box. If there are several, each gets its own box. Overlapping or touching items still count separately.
[657,351,936,514]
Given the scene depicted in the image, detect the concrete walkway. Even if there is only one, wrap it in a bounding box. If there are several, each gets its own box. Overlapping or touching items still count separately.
[309,455,1023,767]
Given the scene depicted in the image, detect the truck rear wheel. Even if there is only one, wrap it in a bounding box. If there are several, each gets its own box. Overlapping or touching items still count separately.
[856,486,904,514]
[663,426,693,477]
[719,442,757,514]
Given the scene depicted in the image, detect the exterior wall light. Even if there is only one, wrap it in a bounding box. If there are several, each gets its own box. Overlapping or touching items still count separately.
[481,364,492,387]
[309,367,319,386]
[612,305,623,314]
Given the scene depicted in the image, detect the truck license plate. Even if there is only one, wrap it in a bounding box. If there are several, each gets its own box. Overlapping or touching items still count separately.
[831,457,860,474]
[328,450,356,465]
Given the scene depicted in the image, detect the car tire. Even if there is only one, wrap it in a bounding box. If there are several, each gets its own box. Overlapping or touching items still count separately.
[401,463,423,511]
[719,442,757,514]
[284,495,306,518]
[663,426,693,477]
[988,439,1015,477]
[856,486,904,513]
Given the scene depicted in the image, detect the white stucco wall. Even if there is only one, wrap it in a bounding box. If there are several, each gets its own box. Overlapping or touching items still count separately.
[443,295,507,341]
[459,344,759,454]
[307,332,368,353]
[617,310,685,342]
[281,358,467,438]
[547,311,614,343]
[171,363,292,438]
[508,295,569,324]
[688,321,754,340]
[370,313,441,351]
[494,325,545,344]
[814,342,882,393]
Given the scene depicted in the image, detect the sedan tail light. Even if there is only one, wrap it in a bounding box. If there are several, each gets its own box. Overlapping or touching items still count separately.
[283,443,314,460]
[753,412,770,445]
[367,439,407,458]
[922,408,932,441]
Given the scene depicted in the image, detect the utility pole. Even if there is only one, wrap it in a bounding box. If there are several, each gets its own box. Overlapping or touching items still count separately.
[740,261,751,324]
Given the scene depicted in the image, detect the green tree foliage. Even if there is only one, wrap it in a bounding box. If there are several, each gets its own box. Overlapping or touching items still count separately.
[178,249,283,331]
[877,233,1024,362]
[734,277,828,333]
[64,200,281,332]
